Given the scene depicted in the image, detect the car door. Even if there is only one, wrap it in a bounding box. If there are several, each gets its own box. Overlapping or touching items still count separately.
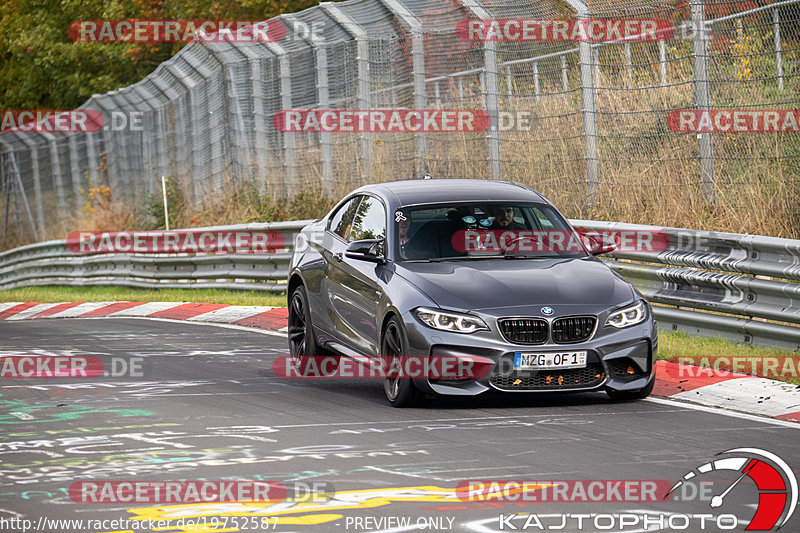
[325,195,387,355]
[317,195,363,345]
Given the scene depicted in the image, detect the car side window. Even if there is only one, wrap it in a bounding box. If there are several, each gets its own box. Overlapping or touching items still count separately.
[348,196,386,243]
[328,196,363,240]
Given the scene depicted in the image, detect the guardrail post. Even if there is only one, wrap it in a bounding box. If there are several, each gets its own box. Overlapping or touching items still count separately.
[460,0,501,181]
[691,0,716,205]
[773,8,784,91]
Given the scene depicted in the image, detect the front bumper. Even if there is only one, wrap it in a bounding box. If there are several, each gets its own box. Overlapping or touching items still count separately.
[401,308,657,396]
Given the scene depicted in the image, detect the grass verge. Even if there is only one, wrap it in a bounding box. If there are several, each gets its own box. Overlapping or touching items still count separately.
[658,331,800,386]
[0,285,286,307]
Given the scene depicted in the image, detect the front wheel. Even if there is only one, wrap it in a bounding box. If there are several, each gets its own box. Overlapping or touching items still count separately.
[381,317,423,408]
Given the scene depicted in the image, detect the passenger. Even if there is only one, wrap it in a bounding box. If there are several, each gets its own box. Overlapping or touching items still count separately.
[398,213,413,257]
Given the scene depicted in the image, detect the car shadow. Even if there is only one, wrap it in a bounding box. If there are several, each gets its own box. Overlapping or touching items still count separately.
[262,372,617,410]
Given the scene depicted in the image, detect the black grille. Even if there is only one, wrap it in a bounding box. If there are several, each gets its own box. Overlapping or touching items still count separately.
[552,316,596,343]
[608,358,645,379]
[491,363,606,390]
[499,318,548,344]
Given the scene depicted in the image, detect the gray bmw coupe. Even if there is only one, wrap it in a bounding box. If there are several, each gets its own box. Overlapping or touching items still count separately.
[287,179,657,407]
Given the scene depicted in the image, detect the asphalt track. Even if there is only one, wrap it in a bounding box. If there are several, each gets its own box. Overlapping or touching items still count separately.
[0,318,798,533]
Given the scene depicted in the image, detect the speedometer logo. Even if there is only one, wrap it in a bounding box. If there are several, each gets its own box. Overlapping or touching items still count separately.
[668,448,798,530]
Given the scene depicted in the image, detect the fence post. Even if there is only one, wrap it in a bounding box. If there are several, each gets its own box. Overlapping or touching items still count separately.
[84,130,98,189]
[67,134,82,208]
[244,54,268,192]
[773,8,784,91]
[285,15,334,197]
[321,3,372,185]
[0,141,39,241]
[505,66,513,106]
[624,42,633,85]
[264,42,295,196]
[593,47,600,86]
[565,0,600,210]
[16,134,45,235]
[659,40,667,85]
[690,0,716,205]
[42,132,68,219]
[460,0,501,181]
[381,0,428,178]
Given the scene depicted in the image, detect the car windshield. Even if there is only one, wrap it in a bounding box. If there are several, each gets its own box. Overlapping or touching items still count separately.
[394,202,588,261]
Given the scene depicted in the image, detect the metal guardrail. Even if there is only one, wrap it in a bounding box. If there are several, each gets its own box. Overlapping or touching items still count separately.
[575,220,800,351]
[1,219,799,350]
[0,220,311,293]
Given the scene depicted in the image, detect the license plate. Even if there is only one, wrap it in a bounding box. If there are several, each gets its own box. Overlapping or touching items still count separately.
[514,351,587,370]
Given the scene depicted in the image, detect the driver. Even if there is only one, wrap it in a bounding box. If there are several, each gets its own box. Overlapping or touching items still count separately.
[489,205,525,230]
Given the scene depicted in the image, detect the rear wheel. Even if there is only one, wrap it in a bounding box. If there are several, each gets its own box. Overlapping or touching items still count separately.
[288,285,337,374]
[382,316,423,408]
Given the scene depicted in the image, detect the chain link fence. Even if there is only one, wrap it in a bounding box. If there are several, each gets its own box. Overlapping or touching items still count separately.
[1,0,798,246]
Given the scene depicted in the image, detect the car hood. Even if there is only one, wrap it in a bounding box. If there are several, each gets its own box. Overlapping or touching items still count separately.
[395,256,635,313]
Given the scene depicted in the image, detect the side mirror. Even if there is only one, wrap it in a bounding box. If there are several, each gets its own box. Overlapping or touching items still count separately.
[345,238,385,263]
[585,233,617,255]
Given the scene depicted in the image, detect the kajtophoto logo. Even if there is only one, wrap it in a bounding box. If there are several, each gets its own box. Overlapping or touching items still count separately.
[494,449,797,530]
[667,448,797,531]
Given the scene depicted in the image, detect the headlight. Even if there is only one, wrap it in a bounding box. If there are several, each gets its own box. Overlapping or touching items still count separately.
[414,307,488,334]
[605,301,647,329]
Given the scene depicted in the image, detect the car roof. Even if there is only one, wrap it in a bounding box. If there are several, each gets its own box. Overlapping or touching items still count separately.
[366,179,546,207]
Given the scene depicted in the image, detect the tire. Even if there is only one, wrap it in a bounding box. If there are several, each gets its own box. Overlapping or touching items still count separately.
[606,374,655,402]
[381,316,424,408]
[288,285,338,375]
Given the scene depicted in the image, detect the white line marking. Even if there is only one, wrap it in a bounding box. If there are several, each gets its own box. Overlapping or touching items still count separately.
[53,316,289,337]
[645,397,800,428]
[364,465,449,482]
